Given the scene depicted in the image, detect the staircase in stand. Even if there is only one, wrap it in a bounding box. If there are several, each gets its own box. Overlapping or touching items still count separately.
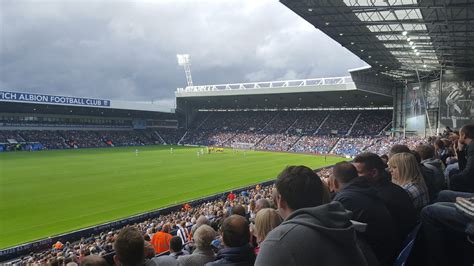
[153,130,166,144]
[346,113,361,136]
[314,113,331,135]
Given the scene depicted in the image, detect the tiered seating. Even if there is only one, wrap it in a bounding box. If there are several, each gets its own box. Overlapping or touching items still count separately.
[331,137,376,156]
[317,111,359,135]
[351,111,392,135]
[255,134,300,151]
[287,111,328,135]
[290,136,339,154]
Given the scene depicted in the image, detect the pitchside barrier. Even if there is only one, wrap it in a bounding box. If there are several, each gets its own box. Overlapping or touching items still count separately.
[0,164,334,262]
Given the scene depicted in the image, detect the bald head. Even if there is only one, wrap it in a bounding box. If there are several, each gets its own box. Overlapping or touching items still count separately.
[221,215,250,248]
[255,199,270,214]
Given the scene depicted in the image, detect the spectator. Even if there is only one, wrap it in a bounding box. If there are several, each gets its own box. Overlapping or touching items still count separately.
[206,215,255,265]
[353,153,417,241]
[176,221,189,245]
[113,227,145,266]
[255,166,367,266]
[254,199,270,214]
[231,205,246,218]
[253,208,282,254]
[81,255,108,266]
[411,150,439,202]
[450,124,474,192]
[206,215,255,266]
[144,241,156,261]
[227,192,235,202]
[388,153,430,211]
[389,144,410,158]
[416,144,445,190]
[417,190,474,265]
[151,236,188,265]
[191,215,211,236]
[178,225,217,266]
[150,223,173,254]
[330,161,397,265]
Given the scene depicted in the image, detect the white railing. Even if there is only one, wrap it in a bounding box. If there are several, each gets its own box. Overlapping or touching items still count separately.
[176,76,353,93]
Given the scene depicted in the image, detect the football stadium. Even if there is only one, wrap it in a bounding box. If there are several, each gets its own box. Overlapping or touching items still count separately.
[1,0,474,265]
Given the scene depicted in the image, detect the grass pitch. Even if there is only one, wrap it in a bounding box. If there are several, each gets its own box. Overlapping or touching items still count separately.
[0,146,344,249]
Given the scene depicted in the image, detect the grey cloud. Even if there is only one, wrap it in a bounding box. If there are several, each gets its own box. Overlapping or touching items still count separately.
[0,0,366,108]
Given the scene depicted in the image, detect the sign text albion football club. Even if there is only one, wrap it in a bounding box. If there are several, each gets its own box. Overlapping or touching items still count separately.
[0,91,110,107]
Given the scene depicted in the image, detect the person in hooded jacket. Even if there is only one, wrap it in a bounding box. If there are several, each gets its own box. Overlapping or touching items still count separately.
[416,144,445,191]
[255,165,368,266]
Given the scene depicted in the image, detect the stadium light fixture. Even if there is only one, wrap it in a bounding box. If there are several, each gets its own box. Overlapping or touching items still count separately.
[308,8,313,11]
[407,38,411,42]
[325,22,330,25]
[409,41,414,45]
[350,42,354,45]
[416,52,420,56]
[177,54,193,87]
[360,49,364,52]
[339,33,344,36]
[411,46,416,49]
[402,31,408,36]
[423,64,427,68]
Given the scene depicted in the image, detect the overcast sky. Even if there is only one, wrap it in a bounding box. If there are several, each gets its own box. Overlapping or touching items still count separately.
[0,0,367,108]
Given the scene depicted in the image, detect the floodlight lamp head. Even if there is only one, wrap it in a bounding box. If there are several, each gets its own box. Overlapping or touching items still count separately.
[177,54,190,66]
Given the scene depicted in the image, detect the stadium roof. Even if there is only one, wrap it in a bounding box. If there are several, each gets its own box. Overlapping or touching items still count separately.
[280,0,474,81]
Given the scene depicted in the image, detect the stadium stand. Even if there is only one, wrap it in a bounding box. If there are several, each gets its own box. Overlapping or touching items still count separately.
[6,124,474,265]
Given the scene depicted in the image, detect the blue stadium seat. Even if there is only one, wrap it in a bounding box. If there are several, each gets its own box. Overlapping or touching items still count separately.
[394,224,421,266]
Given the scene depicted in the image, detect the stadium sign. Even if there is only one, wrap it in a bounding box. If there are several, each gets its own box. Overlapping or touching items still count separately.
[0,91,110,107]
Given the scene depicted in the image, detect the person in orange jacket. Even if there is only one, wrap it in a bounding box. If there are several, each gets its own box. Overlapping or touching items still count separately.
[150,223,172,254]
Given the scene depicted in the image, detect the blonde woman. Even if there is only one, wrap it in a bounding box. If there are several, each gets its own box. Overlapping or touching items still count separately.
[388,152,430,210]
[254,208,282,254]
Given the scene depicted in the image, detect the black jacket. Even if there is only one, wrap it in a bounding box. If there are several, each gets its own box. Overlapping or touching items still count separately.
[451,142,474,192]
[334,177,398,265]
[372,174,417,242]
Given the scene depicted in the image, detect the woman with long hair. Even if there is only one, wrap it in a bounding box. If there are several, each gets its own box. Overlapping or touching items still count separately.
[388,152,430,211]
[253,208,282,254]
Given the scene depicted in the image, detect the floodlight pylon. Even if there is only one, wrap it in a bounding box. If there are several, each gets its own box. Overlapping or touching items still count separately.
[177,54,193,87]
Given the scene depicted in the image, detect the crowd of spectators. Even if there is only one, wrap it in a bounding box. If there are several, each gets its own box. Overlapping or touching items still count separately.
[157,128,186,145]
[260,112,298,133]
[291,136,339,154]
[286,111,328,135]
[351,111,392,136]
[9,124,474,266]
[255,134,300,151]
[317,111,359,135]
[331,136,376,157]
[0,130,163,151]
